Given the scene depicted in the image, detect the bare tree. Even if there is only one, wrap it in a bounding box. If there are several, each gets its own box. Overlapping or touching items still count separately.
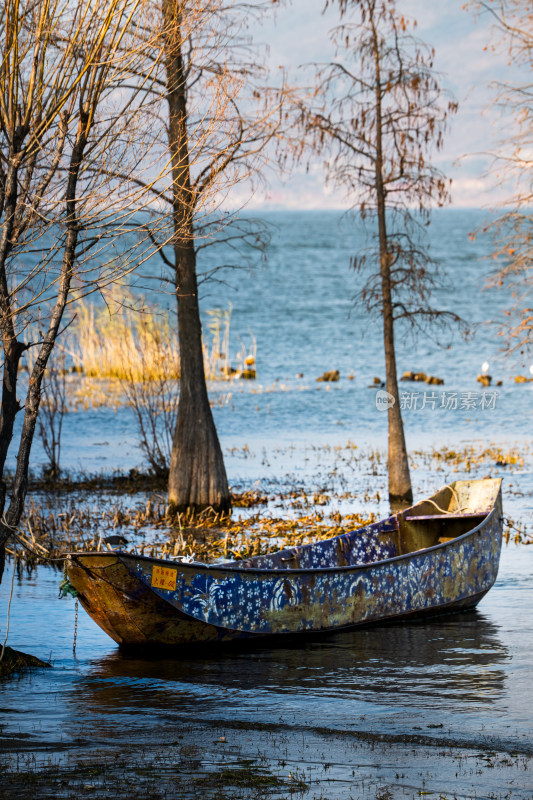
[298,0,458,505]
[469,1,532,357]
[123,0,285,515]
[0,0,149,583]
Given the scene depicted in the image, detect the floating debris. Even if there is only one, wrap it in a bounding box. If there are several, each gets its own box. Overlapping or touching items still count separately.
[317,370,340,382]
[400,371,443,384]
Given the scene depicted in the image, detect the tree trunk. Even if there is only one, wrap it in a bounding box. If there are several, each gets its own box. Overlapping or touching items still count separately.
[381,269,413,507]
[0,156,26,488]
[0,153,27,582]
[164,1,230,515]
[372,21,412,507]
[168,243,231,514]
[0,126,87,582]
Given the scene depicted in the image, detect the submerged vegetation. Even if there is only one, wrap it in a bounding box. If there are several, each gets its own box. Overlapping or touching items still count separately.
[411,442,528,471]
[4,440,531,577]
[2,747,311,800]
[6,486,378,567]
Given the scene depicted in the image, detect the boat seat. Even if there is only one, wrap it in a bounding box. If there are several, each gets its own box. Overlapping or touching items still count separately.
[404,512,486,521]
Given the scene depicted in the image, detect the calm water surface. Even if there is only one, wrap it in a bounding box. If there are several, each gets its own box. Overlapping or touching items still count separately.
[9,208,533,477]
[1,540,533,798]
[1,210,533,799]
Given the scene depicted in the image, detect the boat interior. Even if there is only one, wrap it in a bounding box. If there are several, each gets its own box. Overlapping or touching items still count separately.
[396,478,501,555]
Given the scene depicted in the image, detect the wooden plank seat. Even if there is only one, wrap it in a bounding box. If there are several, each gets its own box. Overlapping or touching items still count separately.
[404,512,486,521]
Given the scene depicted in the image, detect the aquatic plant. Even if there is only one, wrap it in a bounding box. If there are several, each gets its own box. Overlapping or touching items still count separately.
[65,298,253,384]
[5,440,531,572]
[66,297,181,382]
[7,482,376,567]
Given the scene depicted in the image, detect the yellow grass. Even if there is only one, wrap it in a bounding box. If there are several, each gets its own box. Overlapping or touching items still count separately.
[67,299,179,381]
[65,297,250,382]
[411,443,527,472]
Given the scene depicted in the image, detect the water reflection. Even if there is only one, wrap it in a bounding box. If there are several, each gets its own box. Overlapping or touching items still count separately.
[72,611,508,728]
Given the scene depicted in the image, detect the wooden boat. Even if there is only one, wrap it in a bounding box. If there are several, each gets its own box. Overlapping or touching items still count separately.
[66,478,503,646]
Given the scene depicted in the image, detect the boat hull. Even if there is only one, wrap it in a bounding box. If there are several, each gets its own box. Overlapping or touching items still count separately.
[67,484,502,646]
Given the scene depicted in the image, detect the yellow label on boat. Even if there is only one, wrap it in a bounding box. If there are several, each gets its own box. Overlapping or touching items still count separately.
[151,565,177,591]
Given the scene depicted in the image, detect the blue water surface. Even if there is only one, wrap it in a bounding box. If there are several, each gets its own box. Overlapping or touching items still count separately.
[1,209,533,799]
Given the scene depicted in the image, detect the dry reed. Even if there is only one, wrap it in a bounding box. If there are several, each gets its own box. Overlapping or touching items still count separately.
[9,489,530,569]
[67,299,180,381]
[65,297,254,383]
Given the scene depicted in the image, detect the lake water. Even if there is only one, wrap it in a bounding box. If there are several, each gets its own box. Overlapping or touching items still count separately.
[11,208,533,478]
[1,209,533,799]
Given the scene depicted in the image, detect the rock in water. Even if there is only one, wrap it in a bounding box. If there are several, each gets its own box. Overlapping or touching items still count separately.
[0,647,51,679]
[317,370,340,382]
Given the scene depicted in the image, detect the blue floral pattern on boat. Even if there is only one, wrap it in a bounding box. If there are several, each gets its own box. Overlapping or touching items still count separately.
[124,491,502,638]
[233,520,399,571]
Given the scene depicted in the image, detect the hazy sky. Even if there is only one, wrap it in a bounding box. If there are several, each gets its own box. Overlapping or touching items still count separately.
[243,0,521,210]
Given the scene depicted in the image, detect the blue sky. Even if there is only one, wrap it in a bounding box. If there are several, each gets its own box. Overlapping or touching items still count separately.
[243,0,521,210]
